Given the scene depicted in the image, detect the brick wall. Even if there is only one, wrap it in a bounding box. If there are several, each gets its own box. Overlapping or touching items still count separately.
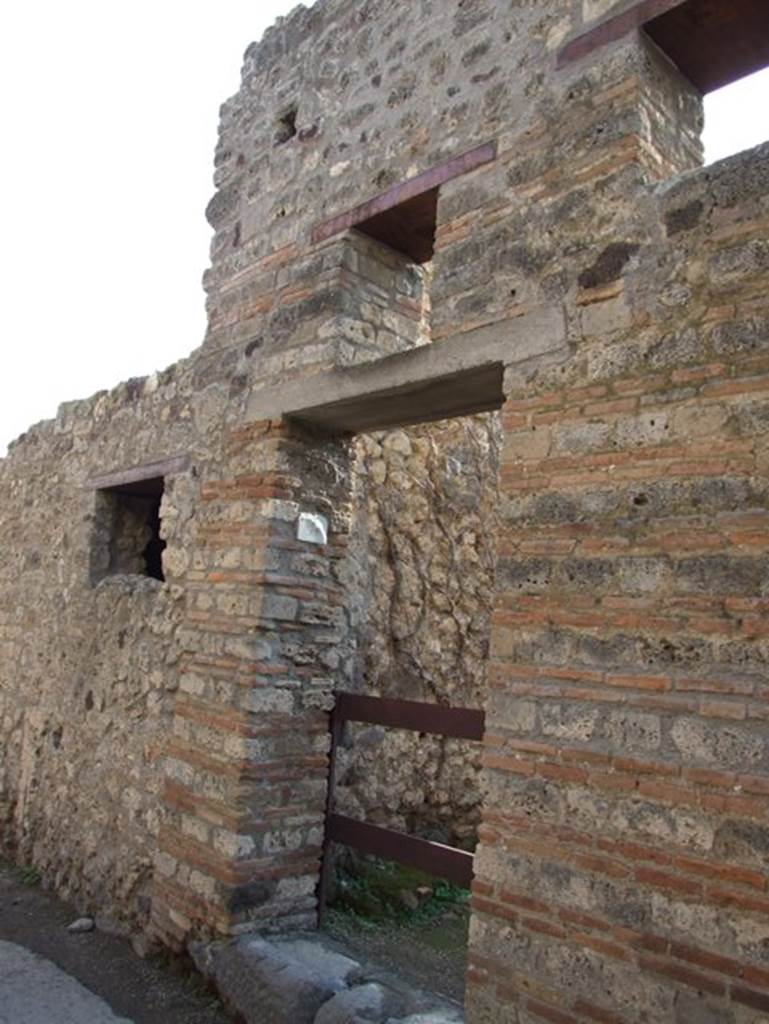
[469,137,769,1024]
[150,419,355,946]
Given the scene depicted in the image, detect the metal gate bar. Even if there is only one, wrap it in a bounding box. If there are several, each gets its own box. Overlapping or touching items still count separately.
[326,813,475,888]
[334,692,485,740]
[317,692,485,923]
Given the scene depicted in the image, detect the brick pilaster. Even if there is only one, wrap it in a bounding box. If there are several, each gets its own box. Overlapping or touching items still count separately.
[149,419,354,947]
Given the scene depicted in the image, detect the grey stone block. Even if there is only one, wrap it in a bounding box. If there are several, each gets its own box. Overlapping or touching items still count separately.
[386,1013,464,1024]
[273,938,363,990]
[211,937,347,1024]
[315,983,403,1024]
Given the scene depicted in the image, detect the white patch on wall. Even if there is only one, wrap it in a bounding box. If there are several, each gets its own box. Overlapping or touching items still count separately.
[297,512,328,546]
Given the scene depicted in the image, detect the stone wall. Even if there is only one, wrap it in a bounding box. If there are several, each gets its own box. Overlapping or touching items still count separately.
[0,364,204,930]
[337,414,500,846]
[468,121,769,1024]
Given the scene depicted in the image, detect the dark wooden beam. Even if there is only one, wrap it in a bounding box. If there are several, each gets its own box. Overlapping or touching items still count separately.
[558,0,769,95]
[327,813,475,888]
[557,0,687,69]
[86,454,189,492]
[335,693,485,741]
[311,142,496,248]
[645,0,769,94]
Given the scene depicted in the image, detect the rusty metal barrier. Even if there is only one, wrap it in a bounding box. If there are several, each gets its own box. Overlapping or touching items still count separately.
[318,693,485,923]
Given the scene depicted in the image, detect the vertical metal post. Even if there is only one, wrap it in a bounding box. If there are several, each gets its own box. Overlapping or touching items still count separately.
[317,694,343,927]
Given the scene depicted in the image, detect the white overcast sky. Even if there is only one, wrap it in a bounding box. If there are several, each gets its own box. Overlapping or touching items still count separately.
[1,2,768,455]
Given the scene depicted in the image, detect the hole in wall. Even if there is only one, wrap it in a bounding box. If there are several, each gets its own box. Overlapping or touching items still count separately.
[275,104,298,145]
[355,188,438,264]
[244,338,262,357]
[639,0,769,165]
[644,0,769,95]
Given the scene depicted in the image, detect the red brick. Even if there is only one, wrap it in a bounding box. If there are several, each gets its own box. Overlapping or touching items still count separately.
[700,700,747,720]
[481,754,537,776]
[731,985,769,1012]
[637,780,699,809]
[671,363,727,384]
[622,931,669,955]
[561,748,613,767]
[583,397,638,416]
[708,887,769,916]
[601,839,671,866]
[738,773,769,796]
[683,767,737,789]
[526,997,581,1024]
[522,915,568,939]
[559,907,611,933]
[670,941,743,980]
[635,867,702,897]
[472,895,518,924]
[613,756,678,778]
[742,965,769,990]
[703,374,769,399]
[573,998,626,1024]
[699,791,765,818]
[541,762,589,784]
[673,854,766,891]
[500,889,552,916]
[639,955,726,997]
[574,931,631,962]
[591,771,638,794]
[574,852,630,880]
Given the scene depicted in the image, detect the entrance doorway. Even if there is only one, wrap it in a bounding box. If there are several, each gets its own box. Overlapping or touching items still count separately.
[288,371,505,1006]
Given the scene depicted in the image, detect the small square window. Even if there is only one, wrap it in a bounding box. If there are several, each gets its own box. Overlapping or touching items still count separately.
[355,187,438,265]
[91,476,166,582]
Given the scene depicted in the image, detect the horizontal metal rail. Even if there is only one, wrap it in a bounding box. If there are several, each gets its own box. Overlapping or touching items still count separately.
[327,813,475,889]
[335,692,485,741]
[317,692,485,923]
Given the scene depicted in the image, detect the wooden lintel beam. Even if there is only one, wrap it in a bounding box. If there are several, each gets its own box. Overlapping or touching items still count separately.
[557,0,688,68]
[311,142,497,246]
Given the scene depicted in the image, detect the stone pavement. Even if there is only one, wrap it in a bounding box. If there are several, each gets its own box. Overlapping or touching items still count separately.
[191,933,465,1024]
[0,940,133,1024]
[0,861,230,1024]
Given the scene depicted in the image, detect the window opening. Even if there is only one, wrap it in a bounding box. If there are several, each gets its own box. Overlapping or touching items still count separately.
[92,475,166,582]
[702,66,769,164]
[354,187,438,265]
[644,0,769,95]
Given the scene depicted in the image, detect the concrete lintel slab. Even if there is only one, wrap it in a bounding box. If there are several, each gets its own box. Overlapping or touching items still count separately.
[247,305,566,434]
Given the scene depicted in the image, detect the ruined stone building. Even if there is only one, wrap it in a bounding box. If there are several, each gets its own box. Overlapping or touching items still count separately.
[1,0,769,1020]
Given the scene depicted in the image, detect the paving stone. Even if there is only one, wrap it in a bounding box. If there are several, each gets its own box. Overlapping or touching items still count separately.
[210,937,343,1024]
[0,941,133,1024]
[314,983,403,1024]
